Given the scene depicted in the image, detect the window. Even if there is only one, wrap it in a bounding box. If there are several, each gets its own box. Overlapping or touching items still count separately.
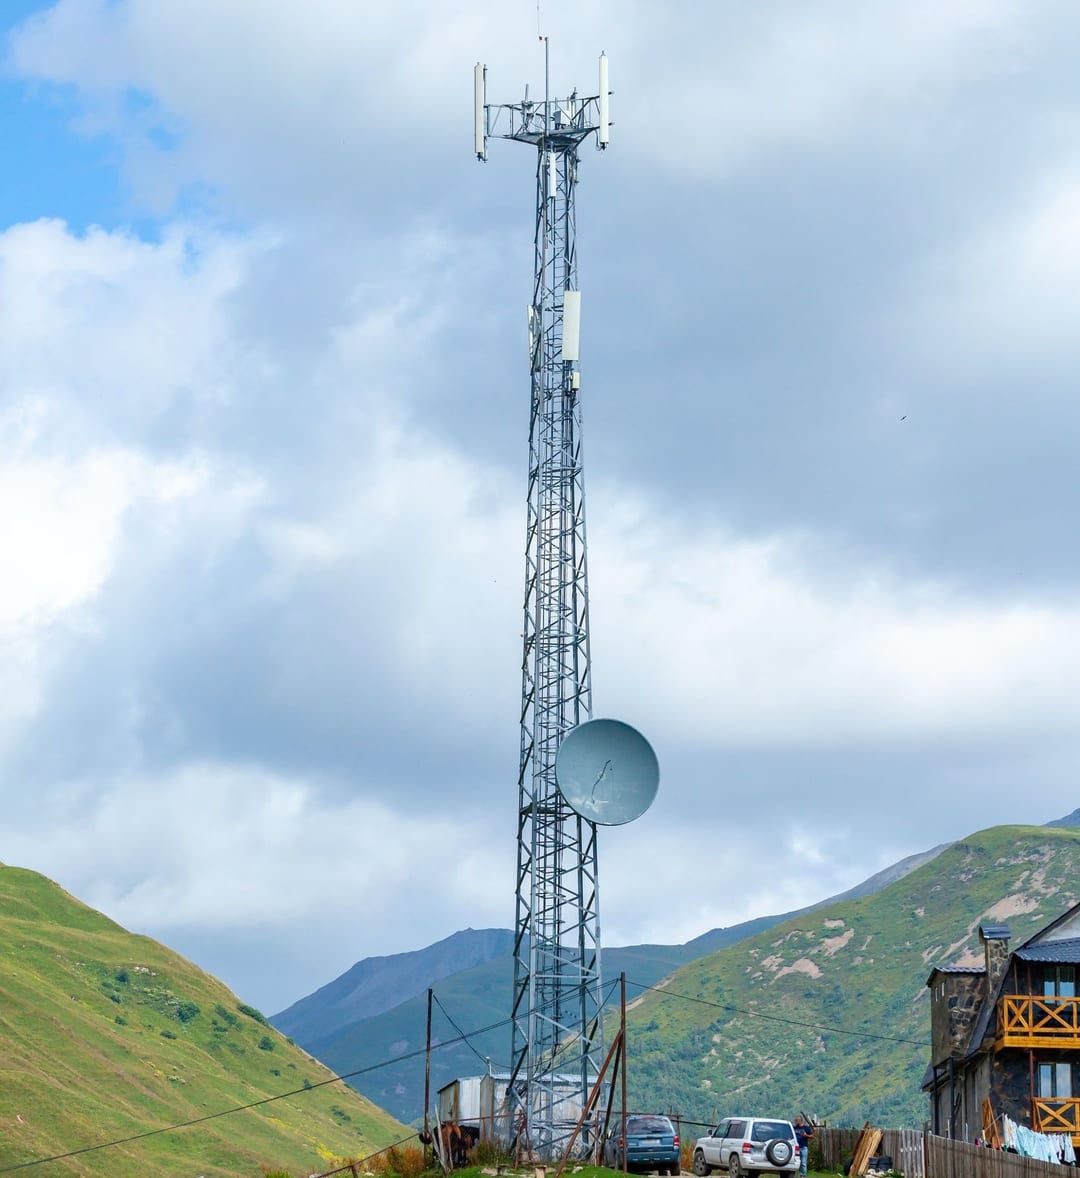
[753,1122,791,1142]
[1039,1062,1073,1099]
[1043,966,1076,999]
[626,1117,673,1136]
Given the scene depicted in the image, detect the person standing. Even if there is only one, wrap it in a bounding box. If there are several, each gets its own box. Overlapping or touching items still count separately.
[794,1116,814,1176]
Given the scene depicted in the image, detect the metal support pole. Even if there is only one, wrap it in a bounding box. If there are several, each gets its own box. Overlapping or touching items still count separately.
[424,988,433,1162]
[621,972,628,1175]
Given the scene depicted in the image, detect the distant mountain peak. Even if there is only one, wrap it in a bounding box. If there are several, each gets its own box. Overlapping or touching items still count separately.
[272,927,514,1042]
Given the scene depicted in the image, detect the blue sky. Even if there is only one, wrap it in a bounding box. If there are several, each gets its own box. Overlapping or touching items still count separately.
[0,71,118,230]
[3,0,1080,1016]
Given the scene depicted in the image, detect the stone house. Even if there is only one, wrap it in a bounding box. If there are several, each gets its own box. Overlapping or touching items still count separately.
[924,904,1080,1144]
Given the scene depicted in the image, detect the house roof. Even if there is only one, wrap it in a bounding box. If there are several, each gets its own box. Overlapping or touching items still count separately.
[926,964,984,985]
[979,924,1011,940]
[1015,936,1080,963]
[962,921,1080,1062]
[1016,898,1080,952]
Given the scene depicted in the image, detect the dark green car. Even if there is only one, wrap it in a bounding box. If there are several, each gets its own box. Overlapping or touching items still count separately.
[604,1114,681,1175]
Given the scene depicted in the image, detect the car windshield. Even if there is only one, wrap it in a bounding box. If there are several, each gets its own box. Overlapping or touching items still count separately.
[627,1116,673,1135]
[751,1122,791,1142]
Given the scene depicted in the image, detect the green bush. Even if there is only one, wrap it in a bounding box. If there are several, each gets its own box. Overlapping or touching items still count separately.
[258,1035,275,1052]
[472,1140,511,1167]
[176,1000,200,1024]
[237,1002,269,1025]
[160,1029,177,1040]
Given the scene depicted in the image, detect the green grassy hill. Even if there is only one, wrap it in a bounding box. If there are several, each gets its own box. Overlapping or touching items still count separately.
[0,863,409,1177]
[624,824,1080,1128]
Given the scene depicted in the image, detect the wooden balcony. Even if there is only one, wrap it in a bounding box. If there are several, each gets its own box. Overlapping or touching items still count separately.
[997,994,1080,1047]
[1033,1096,1080,1145]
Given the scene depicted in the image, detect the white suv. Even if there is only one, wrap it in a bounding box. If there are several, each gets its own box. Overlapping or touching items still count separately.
[692,1118,799,1178]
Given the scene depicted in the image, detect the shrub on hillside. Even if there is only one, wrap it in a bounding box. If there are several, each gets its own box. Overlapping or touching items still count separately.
[368,1144,427,1178]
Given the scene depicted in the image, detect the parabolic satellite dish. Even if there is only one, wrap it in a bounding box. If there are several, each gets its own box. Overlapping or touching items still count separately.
[554,718,659,826]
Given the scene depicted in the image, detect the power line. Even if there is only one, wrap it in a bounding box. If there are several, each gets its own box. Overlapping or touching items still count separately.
[0,1015,513,1174]
[2,970,930,1172]
[623,979,931,1048]
[432,992,494,1069]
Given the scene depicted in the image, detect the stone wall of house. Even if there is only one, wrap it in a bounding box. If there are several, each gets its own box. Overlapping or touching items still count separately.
[984,937,1011,993]
[990,1050,1032,1126]
[931,972,987,1064]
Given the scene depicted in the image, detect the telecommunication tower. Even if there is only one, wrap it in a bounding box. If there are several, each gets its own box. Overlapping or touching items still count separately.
[475,44,611,1158]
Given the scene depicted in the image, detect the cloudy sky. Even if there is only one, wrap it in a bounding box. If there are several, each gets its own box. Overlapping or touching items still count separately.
[2,0,1079,1016]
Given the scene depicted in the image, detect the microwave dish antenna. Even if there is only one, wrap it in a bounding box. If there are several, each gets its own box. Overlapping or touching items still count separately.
[555,718,659,826]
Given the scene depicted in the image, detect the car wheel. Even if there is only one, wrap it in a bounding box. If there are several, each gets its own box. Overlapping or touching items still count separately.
[671,1163,682,1175]
[694,1151,712,1176]
[766,1141,793,1167]
[729,1155,742,1178]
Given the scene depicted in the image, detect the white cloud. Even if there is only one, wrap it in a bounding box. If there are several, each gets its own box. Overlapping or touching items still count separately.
[622,1,1026,178]
[0,400,215,749]
[902,167,1080,379]
[588,495,1080,748]
[8,0,1033,214]
[0,218,251,436]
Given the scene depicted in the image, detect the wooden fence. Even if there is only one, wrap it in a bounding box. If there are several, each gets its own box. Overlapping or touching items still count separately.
[818,1128,1074,1178]
[819,1126,926,1178]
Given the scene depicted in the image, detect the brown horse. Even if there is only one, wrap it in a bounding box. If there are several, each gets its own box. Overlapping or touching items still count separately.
[420,1121,470,1169]
[443,1120,469,1168]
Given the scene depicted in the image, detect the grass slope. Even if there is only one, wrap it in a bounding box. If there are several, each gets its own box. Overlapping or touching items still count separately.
[624,825,1080,1128]
[0,863,409,1177]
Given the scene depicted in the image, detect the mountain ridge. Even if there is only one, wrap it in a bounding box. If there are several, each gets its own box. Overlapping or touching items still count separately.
[274,926,514,1044]
[270,836,955,1122]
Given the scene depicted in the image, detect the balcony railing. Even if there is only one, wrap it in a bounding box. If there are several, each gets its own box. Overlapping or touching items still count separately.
[1033,1097,1080,1139]
[997,994,1080,1047]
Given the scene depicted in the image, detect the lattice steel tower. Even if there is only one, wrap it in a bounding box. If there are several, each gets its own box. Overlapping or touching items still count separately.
[475,46,611,1158]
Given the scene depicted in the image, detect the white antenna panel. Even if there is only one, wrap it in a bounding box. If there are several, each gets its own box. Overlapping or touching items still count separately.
[598,53,609,147]
[562,290,581,361]
[548,151,557,198]
[474,63,486,159]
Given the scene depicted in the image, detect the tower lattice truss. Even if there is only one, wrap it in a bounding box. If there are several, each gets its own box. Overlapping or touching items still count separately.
[478,57,610,1158]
